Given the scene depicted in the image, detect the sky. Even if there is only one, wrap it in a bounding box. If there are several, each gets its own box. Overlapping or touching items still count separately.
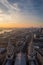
[0,0,43,28]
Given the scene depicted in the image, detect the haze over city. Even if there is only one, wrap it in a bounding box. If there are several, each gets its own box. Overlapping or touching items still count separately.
[0,0,43,28]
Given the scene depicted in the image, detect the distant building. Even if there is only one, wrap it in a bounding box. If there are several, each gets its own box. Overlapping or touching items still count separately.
[41,28,43,33]
[0,48,6,64]
[36,49,43,65]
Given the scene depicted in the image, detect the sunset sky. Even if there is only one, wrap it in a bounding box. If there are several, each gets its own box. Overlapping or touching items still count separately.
[0,0,43,28]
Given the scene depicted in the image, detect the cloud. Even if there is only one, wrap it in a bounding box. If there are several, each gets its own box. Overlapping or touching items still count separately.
[7,0,43,14]
[0,0,21,14]
[0,0,43,17]
[0,0,43,26]
[0,9,14,22]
